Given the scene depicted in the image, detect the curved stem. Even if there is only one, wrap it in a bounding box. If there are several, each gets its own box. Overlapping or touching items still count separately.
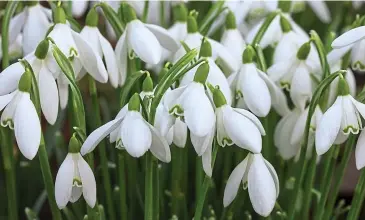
[301,153,318,220]
[1,1,18,69]
[252,11,280,46]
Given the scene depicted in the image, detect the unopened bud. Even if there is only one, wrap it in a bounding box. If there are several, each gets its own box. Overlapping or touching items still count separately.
[128,93,141,111]
[193,63,210,84]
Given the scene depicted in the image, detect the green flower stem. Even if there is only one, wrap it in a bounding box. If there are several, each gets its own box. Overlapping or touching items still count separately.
[142,0,149,23]
[88,77,116,220]
[301,153,318,220]
[314,147,338,220]
[117,152,128,220]
[194,140,219,220]
[171,146,183,217]
[347,169,365,220]
[0,128,18,220]
[195,156,203,200]
[159,1,166,28]
[199,0,225,35]
[145,152,154,220]
[153,158,160,220]
[1,1,18,69]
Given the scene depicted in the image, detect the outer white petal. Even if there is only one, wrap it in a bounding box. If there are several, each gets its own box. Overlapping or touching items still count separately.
[264,158,279,198]
[206,60,232,105]
[39,66,59,125]
[147,123,171,163]
[55,154,74,209]
[168,22,187,42]
[115,31,127,86]
[216,107,231,147]
[1,91,21,128]
[347,69,357,97]
[0,62,24,96]
[221,29,246,63]
[72,0,88,18]
[332,26,365,49]
[248,154,276,217]
[223,157,248,207]
[356,129,365,169]
[351,40,365,71]
[327,46,352,66]
[341,95,360,134]
[290,64,312,110]
[71,31,108,83]
[80,26,102,56]
[57,75,69,109]
[351,96,365,119]
[9,11,26,44]
[315,97,343,155]
[77,154,97,208]
[154,104,175,137]
[267,60,294,82]
[127,20,162,64]
[98,32,119,88]
[121,111,152,158]
[81,118,124,155]
[233,108,266,136]
[0,92,16,111]
[14,93,41,160]
[277,110,301,160]
[163,86,187,111]
[144,23,179,52]
[172,118,187,148]
[223,106,262,153]
[201,125,216,177]
[209,39,239,72]
[291,108,308,145]
[48,24,77,57]
[191,131,212,156]
[307,1,331,23]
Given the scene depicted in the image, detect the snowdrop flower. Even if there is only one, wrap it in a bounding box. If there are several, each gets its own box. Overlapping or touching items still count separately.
[0,70,41,160]
[355,127,365,169]
[223,153,279,217]
[9,1,52,55]
[229,46,290,117]
[268,40,316,110]
[164,63,215,139]
[306,1,331,24]
[316,76,365,155]
[220,11,246,65]
[79,8,119,87]
[166,117,188,148]
[173,14,239,73]
[81,93,171,162]
[179,39,232,104]
[48,6,108,84]
[55,136,96,209]
[115,3,179,85]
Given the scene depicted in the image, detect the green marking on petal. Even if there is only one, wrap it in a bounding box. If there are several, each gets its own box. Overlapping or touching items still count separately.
[73,177,82,187]
[169,105,184,117]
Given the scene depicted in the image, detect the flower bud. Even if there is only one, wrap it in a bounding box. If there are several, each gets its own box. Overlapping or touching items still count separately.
[128,93,141,111]
[187,15,198,33]
[173,4,188,22]
[68,134,81,153]
[225,11,236,30]
[337,75,350,96]
[280,16,292,33]
[213,87,227,108]
[278,1,291,13]
[199,39,212,58]
[18,70,32,93]
[242,45,255,64]
[193,62,210,84]
[121,3,137,23]
[53,6,66,24]
[35,40,49,60]
[142,73,154,92]
[296,42,311,60]
[86,7,99,27]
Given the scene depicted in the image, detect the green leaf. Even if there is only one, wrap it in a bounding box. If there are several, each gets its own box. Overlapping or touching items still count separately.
[25,207,39,220]
[97,2,124,38]
[252,11,280,46]
[2,1,19,69]
[119,70,146,107]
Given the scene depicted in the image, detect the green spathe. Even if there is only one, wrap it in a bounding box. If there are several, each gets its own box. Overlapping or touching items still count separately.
[337,75,350,96]
[35,40,49,60]
[86,8,99,27]
[213,87,227,108]
[18,70,32,93]
[278,1,291,13]
[297,42,311,60]
[173,3,188,22]
[121,3,137,23]
[280,16,292,33]
[53,6,66,24]
[193,62,210,84]
[128,93,141,111]
[68,135,81,153]
[187,15,198,33]
[225,11,236,30]
[242,45,255,64]
[143,74,154,92]
[199,39,212,58]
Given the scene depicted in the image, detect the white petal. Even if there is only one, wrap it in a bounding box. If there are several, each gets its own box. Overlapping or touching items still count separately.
[351,96,365,120]
[81,118,124,155]
[248,154,276,217]
[77,154,97,208]
[1,91,21,128]
[216,107,232,147]
[223,106,262,153]
[148,123,171,163]
[341,95,360,134]
[0,92,16,111]
[39,66,59,125]
[346,69,357,97]
[315,97,343,155]
[9,11,26,44]
[356,129,365,169]
[206,60,232,105]
[0,62,24,96]
[264,158,279,198]
[57,75,69,109]
[351,40,365,71]
[70,186,82,203]
[127,20,162,64]
[71,31,108,83]
[172,118,187,148]
[223,157,248,207]
[291,108,308,145]
[209,39,239,72]
[233,108,266,136]
[168,22,188,42]
[72,0,88,18]
[14,93,41,160]
[201,126,216,177]
[144,23,179,52]
[191,131,212,156]
[267,60,294,82]
[80,26,102,56]
[332,26,365,49]
[115,31,127,86]
[277,110,301,159]
[55,154,74,209]
[48,24,77,57]
[121,111,151,158]
[154,104,175,137]
[327,46,352,66]
[98,32,119,88]
[221,29,246,64]
[163,86,187,111]
[290,64,312,110]
[307,1,331,23]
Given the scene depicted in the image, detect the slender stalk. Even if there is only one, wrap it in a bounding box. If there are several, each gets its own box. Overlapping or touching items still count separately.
[145,152,154,220]
[0,128,18,220]
[153,158,160,220]
[118,152,128,220]
[194,140,219,220]
[347,170,365,220]
[301,153,318,220]
[195,157,203,200]
[2,1,18,69]
[171,146,183,217]
[142,0,149,23]
[88,77,115,220]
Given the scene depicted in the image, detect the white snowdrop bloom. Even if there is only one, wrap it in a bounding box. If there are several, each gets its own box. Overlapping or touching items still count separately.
[71,0,89,18]
[268,41,316,110]
[173,14,239,73]
[164,63,215,139]
[306,1,331,24]
[48,6,108,84]
[115,3,179,86]
[316,76,365,155]
[9,2,52,55]
[55,137,96,209]
[0,71,41,160]
[220,11,246,65]
[223,153,279,217]
[355,128,365,169]
[229,46,290,117]
[166,117,188,148]
[79,8,119,87]
[0,35,23,60]
[81,93,171,162]
[179,40,232,104]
